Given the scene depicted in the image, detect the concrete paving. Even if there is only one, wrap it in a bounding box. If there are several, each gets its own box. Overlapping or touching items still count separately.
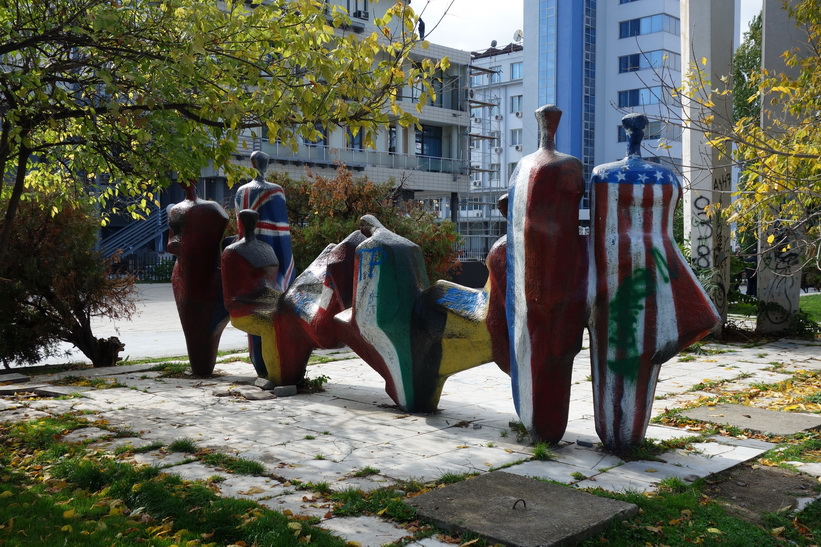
[682,403,821,436]
[1,284,820,545]
[409,471,638,547]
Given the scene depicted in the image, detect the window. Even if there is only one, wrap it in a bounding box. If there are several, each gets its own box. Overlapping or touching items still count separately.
[507,162,519,178]
[618,50,681,73]
[490,130,501,146]
[490,163,500,182]
[510,95,523,113]
[619,14,679,39]
[388,125,397,153]
[618,121,664,142]
[489,103,500,117]
[415,125,442,157]
[489,66,501,84]
[618,86,663,107]
[510,129,523,146]
[346,127,363,150]
[619,0,640,3]
[350,0,368,16]
[510,62,523,80]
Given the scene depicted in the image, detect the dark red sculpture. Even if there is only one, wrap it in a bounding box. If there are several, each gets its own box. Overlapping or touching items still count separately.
[504,106,589,443]
[167,180,230,377]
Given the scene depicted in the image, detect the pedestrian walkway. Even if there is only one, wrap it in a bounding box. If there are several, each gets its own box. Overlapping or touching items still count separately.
[2,282,821,545]
[2,333,820,545]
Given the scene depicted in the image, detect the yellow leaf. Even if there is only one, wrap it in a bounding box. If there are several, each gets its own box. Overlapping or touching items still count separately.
[701,57,707,66]
[377,507,388,515]
[0,491,12,498]
[707,527,723,534]
[767,234,775,245]
[61,525,73,533]
[63,509,75,519]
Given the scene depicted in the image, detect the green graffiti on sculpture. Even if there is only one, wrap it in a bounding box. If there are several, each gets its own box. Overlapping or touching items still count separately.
[607,269,655,381]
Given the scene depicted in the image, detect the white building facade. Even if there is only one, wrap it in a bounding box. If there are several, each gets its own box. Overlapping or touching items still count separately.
[460,42,524,260]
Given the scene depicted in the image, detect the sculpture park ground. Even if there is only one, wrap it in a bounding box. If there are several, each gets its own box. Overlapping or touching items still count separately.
[1,284,821,545]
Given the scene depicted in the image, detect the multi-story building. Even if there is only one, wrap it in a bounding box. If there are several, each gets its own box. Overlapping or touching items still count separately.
[523,0,686,226]
[103,0,471,259]
[460,41,524,261]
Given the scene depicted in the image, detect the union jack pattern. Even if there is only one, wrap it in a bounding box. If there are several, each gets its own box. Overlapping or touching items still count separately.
[235,185,296,290]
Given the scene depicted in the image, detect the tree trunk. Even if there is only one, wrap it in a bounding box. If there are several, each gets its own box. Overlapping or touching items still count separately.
[70,319,125,368]
[0,145,31,264]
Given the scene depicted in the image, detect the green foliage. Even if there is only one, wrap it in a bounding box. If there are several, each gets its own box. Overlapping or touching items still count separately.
[0,0,444,257]
[0,198,136,367]
[168,438,198,454]
[278,165,461,280]
[532,442,555,461]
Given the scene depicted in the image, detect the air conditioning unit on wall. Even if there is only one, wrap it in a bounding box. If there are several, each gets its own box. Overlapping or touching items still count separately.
[514,144,522,151]
[515,111,523,118]
[353,10,369,19]
[494,114,503,121]
[493,147,502,154]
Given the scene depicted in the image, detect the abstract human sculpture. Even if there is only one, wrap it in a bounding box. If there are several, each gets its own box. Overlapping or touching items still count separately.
[221,209,314,386]
[167,180,230,376]
[588,113,720,451]
[234,151,296,374]
[504,105,589,443]
[332,215,493,412]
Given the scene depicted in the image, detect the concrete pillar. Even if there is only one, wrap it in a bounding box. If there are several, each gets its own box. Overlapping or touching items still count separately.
[681,0,735,331]
[756,0,805,333]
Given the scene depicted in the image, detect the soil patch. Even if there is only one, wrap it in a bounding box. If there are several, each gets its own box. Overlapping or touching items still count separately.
[704,462,820,522]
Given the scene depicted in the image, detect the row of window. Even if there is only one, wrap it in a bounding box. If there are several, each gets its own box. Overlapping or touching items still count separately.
[470,128,523,148]
[618,85,663,107]
[471,61,524,87]
[618,50,681,73]
[619,14,680,38]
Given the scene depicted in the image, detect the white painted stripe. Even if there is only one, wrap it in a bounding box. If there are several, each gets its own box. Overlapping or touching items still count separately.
[510,158,534,429]
[354,248,406,408]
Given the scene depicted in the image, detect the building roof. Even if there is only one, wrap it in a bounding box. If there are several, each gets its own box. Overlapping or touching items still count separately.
[471,42,523,60]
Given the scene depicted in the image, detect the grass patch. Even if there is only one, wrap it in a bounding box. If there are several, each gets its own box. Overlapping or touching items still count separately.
[803,294,821,323]
[329,486,417,521]
[200,451,266,475]
[149,361,191,378]
[351,466,380,478]
[298,374,330,394]
[532,442,555,461]
[50,375,126,389]
[0,417,344,546]
[168,437,198,453]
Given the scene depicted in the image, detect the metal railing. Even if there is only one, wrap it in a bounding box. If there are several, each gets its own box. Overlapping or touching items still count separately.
[242,139,467,176]
[101,207,168,258]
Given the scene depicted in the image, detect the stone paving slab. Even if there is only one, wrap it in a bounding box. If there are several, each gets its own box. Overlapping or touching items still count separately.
[682,404,821,436]
[320,516,412,546]
[0,373,30,384]
[409,471,637,547]
[0,383,49,395]
[33,385,91,397]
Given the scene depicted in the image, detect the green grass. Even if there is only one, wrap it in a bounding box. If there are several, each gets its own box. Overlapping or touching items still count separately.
[532,442,555,461]
[0,415,344,546]
[802,294,821,323]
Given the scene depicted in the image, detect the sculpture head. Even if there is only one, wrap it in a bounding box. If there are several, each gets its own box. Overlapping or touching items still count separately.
[359,214,386,237]
[622,113,648,157]
[250,151,271,180]
[536,104,562,151]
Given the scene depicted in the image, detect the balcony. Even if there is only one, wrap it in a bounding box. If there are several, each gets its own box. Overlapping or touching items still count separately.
[244,139,467,176]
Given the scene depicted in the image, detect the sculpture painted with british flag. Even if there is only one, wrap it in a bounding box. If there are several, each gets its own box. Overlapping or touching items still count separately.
[234,151,296,375]
[588,113,720,451]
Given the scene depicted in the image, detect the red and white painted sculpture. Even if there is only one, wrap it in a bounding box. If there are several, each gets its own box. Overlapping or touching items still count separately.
[588,113,720,450]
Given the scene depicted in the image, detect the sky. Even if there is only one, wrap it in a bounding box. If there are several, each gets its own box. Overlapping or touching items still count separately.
[417,0,764,53]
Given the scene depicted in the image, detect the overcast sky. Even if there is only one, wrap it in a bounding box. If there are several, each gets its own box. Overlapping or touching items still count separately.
[417,0,764,53]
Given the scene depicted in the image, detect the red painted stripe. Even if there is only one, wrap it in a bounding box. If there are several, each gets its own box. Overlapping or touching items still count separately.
[591,179,611,437]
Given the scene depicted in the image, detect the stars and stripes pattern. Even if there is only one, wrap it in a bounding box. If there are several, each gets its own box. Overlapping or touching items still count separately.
[588,159,720,450]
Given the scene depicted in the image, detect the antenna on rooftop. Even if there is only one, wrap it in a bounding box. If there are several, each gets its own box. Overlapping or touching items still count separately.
[513,29,524,42]
[490,40,498,48]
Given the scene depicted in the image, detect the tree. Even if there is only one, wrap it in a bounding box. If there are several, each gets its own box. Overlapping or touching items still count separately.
[0,0,443,260]
[0,197,136,368]
[673,1,820,270]
[276,165,461,280]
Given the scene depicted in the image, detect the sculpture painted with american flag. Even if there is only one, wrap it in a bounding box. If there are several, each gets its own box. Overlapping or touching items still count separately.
[234,151,296,375]
[588,113,720,451]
